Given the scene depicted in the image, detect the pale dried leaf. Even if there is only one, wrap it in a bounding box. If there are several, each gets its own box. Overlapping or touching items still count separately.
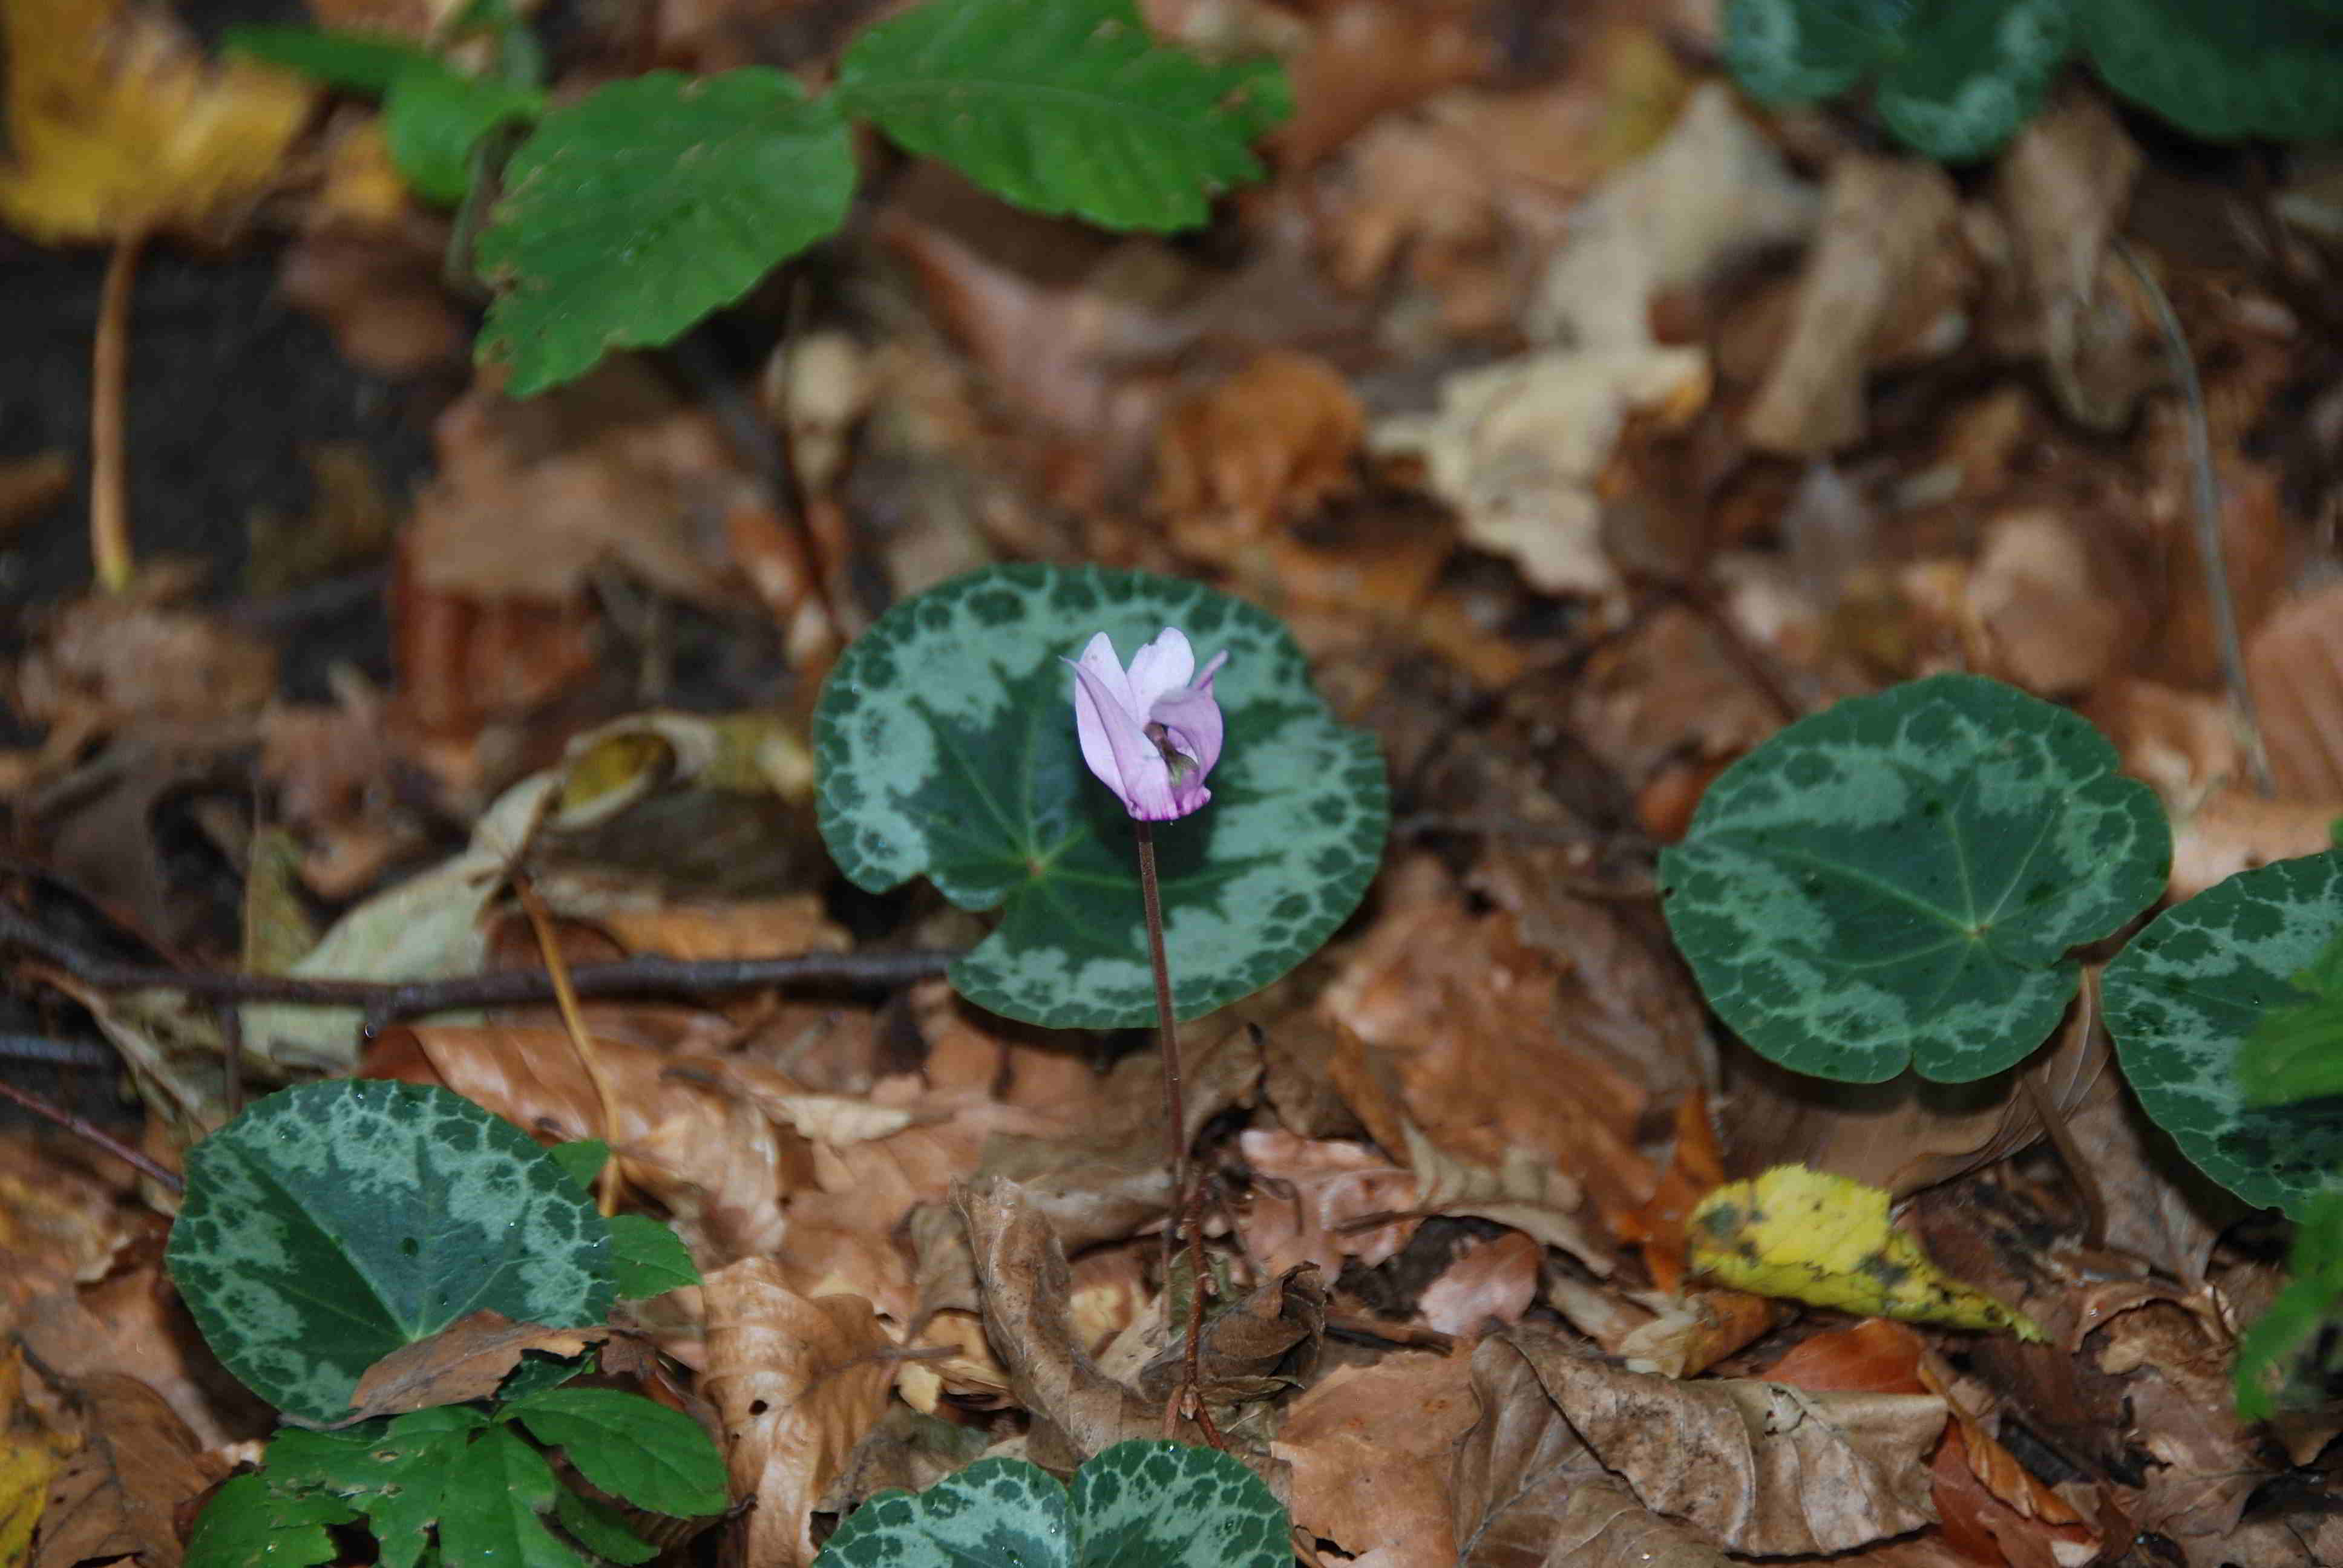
[1418,1230,1541,1337]
[700,1261,893,1568]
[1964,510,2126,696]
[1234,1129,1417,1278]
[2246,580,2343,802]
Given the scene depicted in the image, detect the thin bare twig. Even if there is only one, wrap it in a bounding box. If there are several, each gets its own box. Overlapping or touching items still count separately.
[0,1075,182,1194]
[0,906,957,1034]
[2115,240,2275,796]
[91,230,145,593]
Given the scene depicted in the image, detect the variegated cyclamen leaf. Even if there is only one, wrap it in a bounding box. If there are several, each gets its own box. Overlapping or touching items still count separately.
[814,564,1386,1030]
[1875,0,2069,160]
[2102,851,2343,1217]
[1659,674,2169,1085]
[166,1080,614,1425]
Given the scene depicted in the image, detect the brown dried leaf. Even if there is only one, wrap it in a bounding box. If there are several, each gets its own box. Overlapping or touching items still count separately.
[18,1265,272,1452]
[1153,350,1363,547]
[340,1312,606,1425]
[1453,1330,1729,1568]
[1273,1351,1476,1563]
[2246,580,2343,802]
[11,598,276,733]
[1136,1266,1325,1406]
[1506,1324,1944,1555]
[36,1374,216,1568]
[1234,1129,1417,1279]
[1744,154,1962,456]
[1271,0,1493,170]
[699,1261,893,1568]
[952,1178,1170,1454]
[1963,509,2127,697]
[1417,1230,1541,1338]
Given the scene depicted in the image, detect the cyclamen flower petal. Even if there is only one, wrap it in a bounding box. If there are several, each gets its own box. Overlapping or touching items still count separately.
[1067,627,1228,821]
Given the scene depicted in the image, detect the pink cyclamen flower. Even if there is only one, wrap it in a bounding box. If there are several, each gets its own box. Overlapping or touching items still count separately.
[1066,627,1229,822]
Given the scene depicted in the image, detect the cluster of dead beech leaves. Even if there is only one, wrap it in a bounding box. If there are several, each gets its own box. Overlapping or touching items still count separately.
[5,0,2343,1567]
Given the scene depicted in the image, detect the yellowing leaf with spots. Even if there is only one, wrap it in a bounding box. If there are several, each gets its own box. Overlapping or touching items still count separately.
[0,0,311,243]
[0,1347,71,1568]
[1689,1165,2043,1341]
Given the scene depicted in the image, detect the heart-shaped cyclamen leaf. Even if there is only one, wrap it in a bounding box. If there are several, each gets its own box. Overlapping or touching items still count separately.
[2101,850,2343,1217]
[1659,673,2169,1084]
[812,1442,1286,1568]
[814,564,1387,1029]
[166,1080,615,1425]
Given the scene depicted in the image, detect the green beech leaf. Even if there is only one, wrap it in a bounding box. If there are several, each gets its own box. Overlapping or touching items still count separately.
[165,1080,615,1425]
[1875,0,2069,160]
[475,68,854,396]
[835,0,1289,232]
[1723,0,1912,104]
[385,69,542,203]
[1659,674,2169,1084]
[813,564,1387,1029]
[554,1489,660,1564]
[439,1424,589,1568]
[505,1387,729,1518]
[223,24,446,93]
[2102,851,2343,1216]
[813,1441,1286,1568]
[186,1474,350,1568]
[608,1214,701,1299]
[2079,0,2343,142]
[267,1408,487,1568]
[2234,1193,2343,1419]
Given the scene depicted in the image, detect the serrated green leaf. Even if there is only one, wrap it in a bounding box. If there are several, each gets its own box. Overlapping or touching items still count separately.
[546,1139,609,1192]
[505,1388,727,1517]
[385,69,542,203]
[608,1214,700,1299]
[1659,674,2169,1084]
[811,1442,1287,1568]
[267,1408,486,1568]
[813,564,1388,1030]
[186,1473,351,1568]
[2079,0,2343,142]
[439,1425,588,1568]
[1875,0,2069,160]
[476,69,854,396]
[836,0,1289,232]
[2235,1193,2343,1419]
[2236,920,2343,1105]
[1723,0,1913,104]
[223,24,446,94]
[165,1080,615,1426]
[1068,1441,1287,1568]
[552,1487,660,1565]
[2103,851,2343,1216]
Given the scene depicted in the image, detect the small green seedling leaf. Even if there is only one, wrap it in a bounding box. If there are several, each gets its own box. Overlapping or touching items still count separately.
[814,564,1387,1029]
[2078,0,2343,143]
[836,0,1290,232]
[2236,919,2343,1106]
[504,1387,728,1518]
[166,1079,615,1425]
[1659,673,2169,1084]
[609,1214,701,1299]
[2103,850,2343,1216]
[813,1441,1286,1568]
[475,68,854,395]
[267,1408,488,1568]
[385,68,542,202]
[2234,1192,2343,1420]
[223,24,446,93]
[547,1138,611,1191]
[186,1473,350,1568]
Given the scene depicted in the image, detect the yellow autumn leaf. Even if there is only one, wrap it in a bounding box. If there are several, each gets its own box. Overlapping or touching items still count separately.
[1689,1165,2045,1341]
[0,0,313,243]
[0,1347,72,1568]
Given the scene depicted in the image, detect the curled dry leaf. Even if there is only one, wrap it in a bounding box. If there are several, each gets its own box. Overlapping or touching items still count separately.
[1136,1265,1325,1407]
[341,1311,606,1425]
[1744,155,1964,457]
[1235,1128,1418,1278]
[950,1178,1193,1458]
[1503,1322,1945,1556]
[1273,1351,1477,1564]
[36,1373,220,1568]
[699,1260,893,1568]
[1453,1330,1731,1568]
